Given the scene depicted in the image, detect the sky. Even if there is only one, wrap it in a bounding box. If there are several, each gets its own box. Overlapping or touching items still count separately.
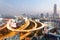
[0,0,60,15]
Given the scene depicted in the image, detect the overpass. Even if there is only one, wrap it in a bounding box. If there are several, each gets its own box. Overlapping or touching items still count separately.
[0,19,44,40]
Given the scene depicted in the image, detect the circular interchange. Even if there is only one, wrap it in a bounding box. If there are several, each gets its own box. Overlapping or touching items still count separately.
[7,19,44,32]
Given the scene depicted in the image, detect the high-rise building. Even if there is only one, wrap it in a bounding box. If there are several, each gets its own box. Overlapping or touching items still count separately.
[53,4,59,19]
[53,4,59,28]
[45,13,49,18]
[40,13,44,18]
[54,4,57,14]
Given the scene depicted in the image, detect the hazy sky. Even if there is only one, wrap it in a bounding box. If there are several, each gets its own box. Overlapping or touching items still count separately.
[0,0,60,15]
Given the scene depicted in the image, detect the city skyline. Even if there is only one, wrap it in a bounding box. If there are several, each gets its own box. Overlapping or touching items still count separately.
[0,0,60,15]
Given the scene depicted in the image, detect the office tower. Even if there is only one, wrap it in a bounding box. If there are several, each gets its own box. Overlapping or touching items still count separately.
[54,4,57,14]
[45,13,49,18]
[53,4,59,19]
[40,13,44,18]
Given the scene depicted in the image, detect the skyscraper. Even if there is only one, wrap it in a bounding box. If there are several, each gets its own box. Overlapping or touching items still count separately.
[40,13,44,18]
[45,13,49,18]
[53,4,59,19]
[54,4,57,14]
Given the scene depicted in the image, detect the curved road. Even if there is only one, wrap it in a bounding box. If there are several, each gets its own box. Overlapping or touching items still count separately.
[0,19,44,40]
[0,19,30,40]
[20,20,37,40]
[7,20,44,32]
[6,19,44,40]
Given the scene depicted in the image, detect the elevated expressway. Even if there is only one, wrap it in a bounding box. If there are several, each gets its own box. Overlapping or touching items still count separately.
[0,19,44,40]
